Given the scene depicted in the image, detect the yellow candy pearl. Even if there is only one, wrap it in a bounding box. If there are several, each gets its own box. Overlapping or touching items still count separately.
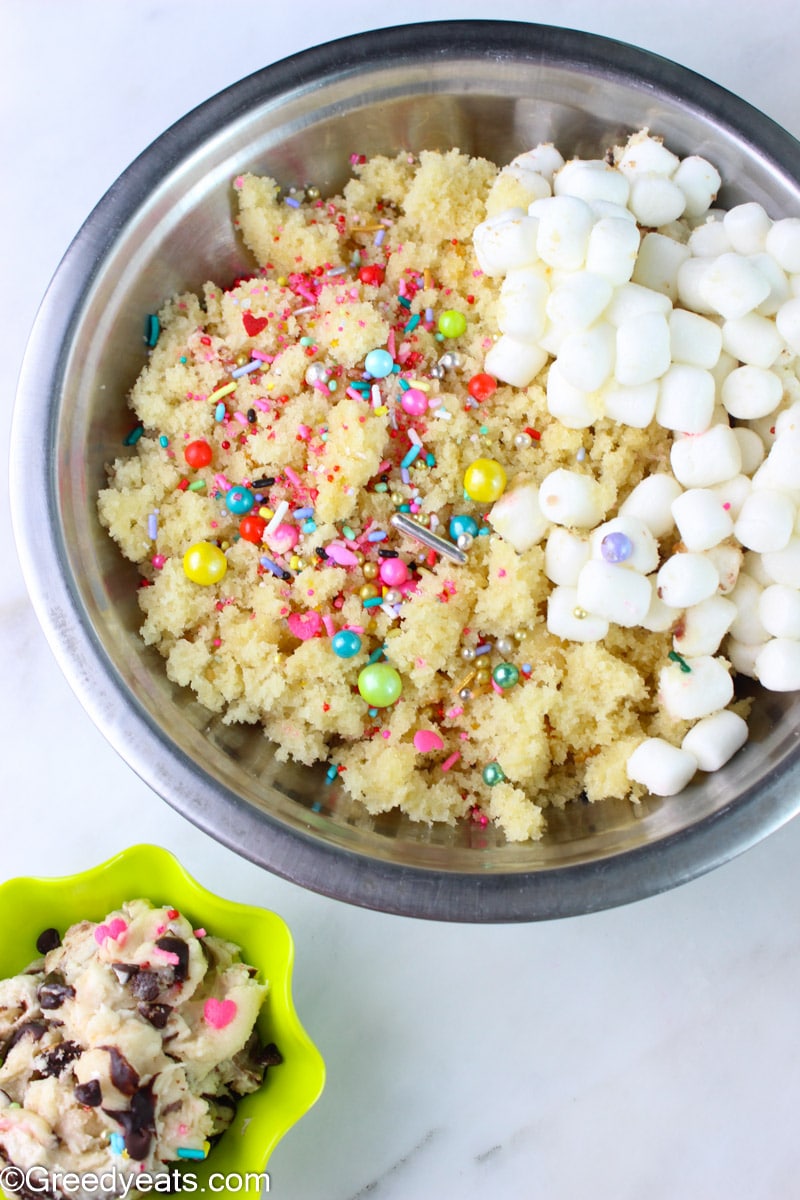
[183,541,227,585]
[463,457,507,503]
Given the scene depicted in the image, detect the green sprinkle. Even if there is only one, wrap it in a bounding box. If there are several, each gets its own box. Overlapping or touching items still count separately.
[668,650,692,673]
[299,336,314,347]
[374,482,389,493]
[124,424,144,446]
[328,379,338,392]
[479,425,489,435]
[342,525,356,540]
[188,480,207,492]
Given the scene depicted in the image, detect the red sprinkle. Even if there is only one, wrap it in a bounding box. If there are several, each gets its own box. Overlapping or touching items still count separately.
[524,427,542,440]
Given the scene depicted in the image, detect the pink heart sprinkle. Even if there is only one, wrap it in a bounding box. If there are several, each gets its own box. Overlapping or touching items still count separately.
[413,729,444,753]
[203,997,238,1030]
[94,918,128,945]
[287,611,322,640]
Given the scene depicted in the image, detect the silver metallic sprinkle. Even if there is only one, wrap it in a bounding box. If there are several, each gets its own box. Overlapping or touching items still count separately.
[390,513,467,564]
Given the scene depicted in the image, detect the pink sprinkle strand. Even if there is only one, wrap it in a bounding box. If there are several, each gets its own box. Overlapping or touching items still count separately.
[440,752,461,773]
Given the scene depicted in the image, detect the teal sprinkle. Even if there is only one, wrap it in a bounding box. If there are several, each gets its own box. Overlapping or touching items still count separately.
[397,296,412,309]
[478,527,490,536]
[425,453,436,467]
[367,646,386,664]
[368,707,379,717]
[398,379,410,391]
[176,1148,206,1161]
[145,314,160,347]
[214,402,226,422]
[479,425,489,435]
[398,503,411,512]
[179,355,187,364]
[401,445,422,469]
[159,434,169,448]
[321,432,328,442]
[124,424,144,446]
[404,314,421,334]
[325,764,339,781]
[302,519,317,533]
[109,1133,125,1155]
[362,596,383,608]
[435,331,445,341]
[328,379,338,392]
[392,364,401,373]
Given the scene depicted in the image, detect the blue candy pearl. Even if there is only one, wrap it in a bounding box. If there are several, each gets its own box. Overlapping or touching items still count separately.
[331,630,362,659]
[449,513,479,541]
[226,486,255,515]
[364,348,394,378]
[600,531,633,563]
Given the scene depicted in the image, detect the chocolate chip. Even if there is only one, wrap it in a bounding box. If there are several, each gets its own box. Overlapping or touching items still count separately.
[154,937,189,982]
[100,1046,139,1096]
[5,1020,48,1054]
[104,1084,155,1162]
[130,970,160,1001]
[137,1003,172,1030]
[37,973,76,1010]
[258,1042,283,1068]
[39,1040,81,1078]
[111,962,140,985]
[74,1079,102,1107]
[35,928,61,955]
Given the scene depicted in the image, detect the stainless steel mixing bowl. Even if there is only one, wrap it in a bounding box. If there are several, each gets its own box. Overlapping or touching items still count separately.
[12,21,800,921]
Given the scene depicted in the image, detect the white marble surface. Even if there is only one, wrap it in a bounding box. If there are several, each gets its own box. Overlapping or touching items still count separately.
[3,2,800,1197]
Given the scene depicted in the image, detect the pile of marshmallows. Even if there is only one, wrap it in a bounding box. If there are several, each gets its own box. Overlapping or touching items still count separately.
[472,130,800,797]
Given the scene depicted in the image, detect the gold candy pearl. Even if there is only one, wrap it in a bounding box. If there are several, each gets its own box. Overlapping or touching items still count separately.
[360,583,379,600]
[474,666,490,685]
[235,351,250,367]
[355,551,366,565]
[362,561,379,581]
[390,492,404,506]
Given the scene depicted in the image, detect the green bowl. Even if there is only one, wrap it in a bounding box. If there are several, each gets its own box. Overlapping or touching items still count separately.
[0,844,325,1199]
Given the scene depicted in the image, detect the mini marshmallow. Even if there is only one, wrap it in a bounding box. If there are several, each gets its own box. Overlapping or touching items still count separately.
[557,321,615,392]
[589,516,659,574]
[760,536,800,589]
[728,572,768,643]
[673,594,736,656]
[641,584,680,633]
[488,481,551,552]
[632,231,691,300]
[658,654,734,720]
[547,585,609,642]
[498,165,552,204]
[656,364,715,433]
[681,709,748,772]
[743,549,774,587]
[775,401,800,438]
[722,360,782,422]
[765,218,800,274]
[776,297,800,354]
[672,155,722,219]
[615,132,680,179]
[751,253,791,317]
[758,583,800,639]
[725,638,762,679]
[721,315,783,369]
[615,311,671,385]
[755,637,800,690]
[484,335,548,388]
[619,473,683,538]
[588,199,638,225]
[723,203,772,255]
[758,431,800,492]
[544,527,590,586]
[554,159,631,206]
[626,738,698,796]
[697,252,772,320]
[688,218,732,258]
[546,361,598,429]
[709,474,751,520]
[669,308,723,368]
[656,552,720,607]
[671,488,734,551]
[539,468,605,528]
[676,258,717,315]
[535,195,594,270]
[731,427,765,476]
[602,380,659,428]
[711,350,737,398]
[575,559,652,627]
[705,541,743,595]
[546,272,613,330]
[628,174,686,227]
[734,489,795,553]
[472,209,540,276]
[585,218,640,285]
[605,282,673,326]
[511,144,565,182]
[497,268,550,342]
[670,424,742,488]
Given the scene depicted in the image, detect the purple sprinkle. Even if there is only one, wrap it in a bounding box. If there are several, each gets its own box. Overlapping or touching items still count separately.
[374,228,386,247]
[284,196,301,208]
[367,530,387,543]
[425,307,434,322]
[259,556,284,577]
[231,359,261,379]
[401,467,410,484]
[147,512,158,540]
[601,532,633,563]
[474,644,492,657]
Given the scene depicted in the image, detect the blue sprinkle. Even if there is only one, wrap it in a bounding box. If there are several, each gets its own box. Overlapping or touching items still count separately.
[367,530,386,542]
[401,445,422,469]
[478,528,490,536]
[302,519,317,533]
[259,556,284,577]
[374,228,386,246]
[109,1133,125,1155]
[474,644,492,657]
[214,402,226,422]
[284,196,301,208]
[147,512,158,541]
[368,708,379,717]
[231,359,261,378]
[293,507,314,518]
